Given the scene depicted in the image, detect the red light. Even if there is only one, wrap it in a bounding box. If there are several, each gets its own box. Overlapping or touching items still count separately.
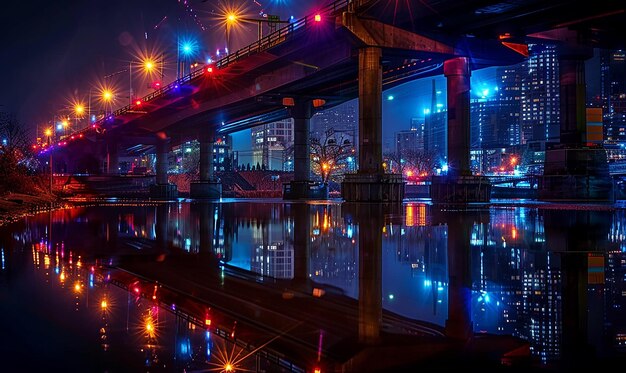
[205,318,211,326]
[79,134,84,138]
[153,81,161,89]
[134,286,140,294]
[136,100,142,105]
[314,368,322,373]
[205,66,213,74]
[314,14,321,22]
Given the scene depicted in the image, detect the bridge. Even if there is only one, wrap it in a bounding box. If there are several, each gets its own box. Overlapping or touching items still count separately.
[41,0,626,203]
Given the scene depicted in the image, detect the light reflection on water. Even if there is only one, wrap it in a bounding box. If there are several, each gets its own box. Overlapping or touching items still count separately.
[1,200,625,370]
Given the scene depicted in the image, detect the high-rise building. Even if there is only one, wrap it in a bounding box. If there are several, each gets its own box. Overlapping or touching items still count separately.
[251,118,294,170]
[520,43,560,146]
[601,50,626,143]
[395,122,422,157]
[424,111,447,166]
[497,65,523,146]
[311,100,358,147]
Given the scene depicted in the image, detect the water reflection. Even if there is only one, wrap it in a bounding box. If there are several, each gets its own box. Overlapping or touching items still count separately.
[1,201,625,370]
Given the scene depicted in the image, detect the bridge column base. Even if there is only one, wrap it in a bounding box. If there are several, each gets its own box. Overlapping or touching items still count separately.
[539,148,613,202]
[190,181,222,199]
[430,175,491,204]
[149,183,178,200]
[341,173,404,202]
[283,181,329,200]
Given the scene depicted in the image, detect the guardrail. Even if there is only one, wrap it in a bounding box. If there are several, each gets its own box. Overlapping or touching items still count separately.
[87,0,357,133]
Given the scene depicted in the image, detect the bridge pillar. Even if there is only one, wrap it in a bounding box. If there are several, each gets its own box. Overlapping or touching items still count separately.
[284,102,329,199]
[106,140,119,175]
[190,131,222,199]
[342,47,404,202]
[539,46,613,202]
[431,57,490,204]
[150,134,178,199]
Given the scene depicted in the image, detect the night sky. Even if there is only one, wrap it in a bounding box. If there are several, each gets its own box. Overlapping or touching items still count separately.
[0,0,318,134]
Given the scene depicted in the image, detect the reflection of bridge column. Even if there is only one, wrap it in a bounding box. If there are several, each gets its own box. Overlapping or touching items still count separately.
[150,133,178,199]
[433,208,478,340]
[347,203,384,344]
[292,203,310,283]
[542,209,611,367]
[285,103,326,199]
[342,47,404,202]
[431,57,490,203]
[106,140,119,175]
[539,44,612,201]
[194,202,215,255]
[190,130,222,199]
[156,204,169,254]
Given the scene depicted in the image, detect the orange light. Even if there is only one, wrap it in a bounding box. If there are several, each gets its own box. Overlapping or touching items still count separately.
[314,368,322,373]
[312,98,325,107]
[224,363,234,372]
[314,14,321,22]
[205,318,212,326]
[282,97,295,106]
[101,300,108,309]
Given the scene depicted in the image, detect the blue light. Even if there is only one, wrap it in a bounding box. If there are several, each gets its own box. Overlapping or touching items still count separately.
[347,156,353,162]
[441,163,449,172]
[91,115,96,122]
[56,124,63,131]
[388,294,394,300]
[423,108,430,115]
[387,95,394,101]
[423,279,432,287]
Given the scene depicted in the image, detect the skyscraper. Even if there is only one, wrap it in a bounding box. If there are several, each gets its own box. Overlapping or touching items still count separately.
[520,43,560,146]
[601,50,626,143]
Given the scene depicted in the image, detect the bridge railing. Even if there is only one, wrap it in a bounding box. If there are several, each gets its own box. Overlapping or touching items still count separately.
[88,0,357,132]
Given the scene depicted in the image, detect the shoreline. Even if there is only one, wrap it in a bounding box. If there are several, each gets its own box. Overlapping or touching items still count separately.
[0,192,67,227]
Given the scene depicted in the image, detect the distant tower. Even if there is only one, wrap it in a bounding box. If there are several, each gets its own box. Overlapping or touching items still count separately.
[520,43,560,147]
[601,50,626,143]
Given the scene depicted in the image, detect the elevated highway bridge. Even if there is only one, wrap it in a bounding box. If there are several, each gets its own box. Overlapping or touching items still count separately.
[44,0,626,202]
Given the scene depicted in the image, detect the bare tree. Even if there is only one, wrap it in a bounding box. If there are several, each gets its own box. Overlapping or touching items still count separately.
[0,112,38,193]
[384,148,438,178]
[310,128,355,183]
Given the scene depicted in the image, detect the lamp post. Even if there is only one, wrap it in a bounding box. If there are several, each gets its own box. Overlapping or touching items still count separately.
[225,13,289,53]
[45,127,53,193]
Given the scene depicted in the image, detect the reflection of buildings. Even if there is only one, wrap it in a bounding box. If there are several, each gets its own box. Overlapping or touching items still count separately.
[251,242,293,279]
[309,205,358,296]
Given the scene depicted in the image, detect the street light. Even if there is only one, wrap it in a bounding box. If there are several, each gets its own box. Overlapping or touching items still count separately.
[176,37,198,79]
[45,127,53,193]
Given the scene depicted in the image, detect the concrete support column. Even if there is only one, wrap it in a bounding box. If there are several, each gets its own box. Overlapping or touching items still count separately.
[341,46,404,202]
[106,141,119,175]
[293,103,312,182]
[190,129,221,199]
[156,137,170,185]
[444,57,471,177]
[358,47,383,174]
[285,102,328,199]
[558,48,592,146]
[199,132,215,182]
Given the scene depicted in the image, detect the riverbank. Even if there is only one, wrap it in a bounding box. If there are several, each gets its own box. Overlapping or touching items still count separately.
[0,192,65,227]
